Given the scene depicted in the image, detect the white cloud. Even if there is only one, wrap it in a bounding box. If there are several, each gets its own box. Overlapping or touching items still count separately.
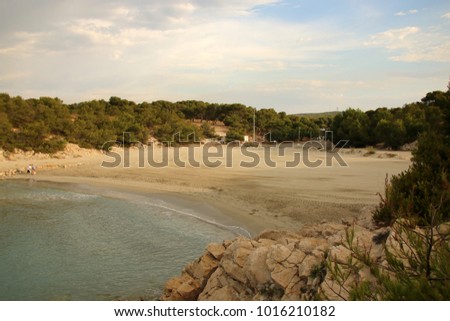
[0,0,350,65]
[0,31,50,56]
[365,27,420,47]
[68,19,166,47]
[174,2,196,13]
[0,72,30,82]
[56,7,354,71]
[1,0,448,112]
[0,0,336,73]
[0,0,375,112]
[442,12,450,19]
[365,26,450,62]
[395,9,418,16]
[389,43,450,62]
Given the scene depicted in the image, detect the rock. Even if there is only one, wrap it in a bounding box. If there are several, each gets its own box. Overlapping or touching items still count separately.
[244,247,271,288]
[177,282,200,300]
[282,275,302,300]
[329,245,352,265]
[207,243,226,260]
[256,230,300,242]
[400,140,418,151]
[233,247,252,267]
[356,206,378,230]
[161,213,391,302]
[271,264,297,288]
[297,237,328,254]
[257,238,277,247]
[349,225,377,248]
[297,222,345,240]
[269,244,292,263]
[223,239,233,248]
[436,222,450,236]
[199,268,248,301]
[161,251,220,301]
[161,273,200,301]
[201,284,241,301]
[220,257,247,284]
[185,253,218,281]
[286,250,306,265]
[199,268,224,299]
[297,255,323,277]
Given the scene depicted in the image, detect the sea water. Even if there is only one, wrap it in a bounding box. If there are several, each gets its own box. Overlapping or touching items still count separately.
[0,180,238,300]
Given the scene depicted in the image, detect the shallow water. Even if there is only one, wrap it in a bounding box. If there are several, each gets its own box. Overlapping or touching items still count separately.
[0,180,236,300]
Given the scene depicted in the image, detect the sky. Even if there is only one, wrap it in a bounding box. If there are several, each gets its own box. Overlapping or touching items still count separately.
[0,0,449,113]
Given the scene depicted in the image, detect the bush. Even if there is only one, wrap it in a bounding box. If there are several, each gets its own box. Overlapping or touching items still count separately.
[325,88,450,300]
[373,89,450,225]
[324,217,450,300]
[226,129,244,142]
[35,138,67,154]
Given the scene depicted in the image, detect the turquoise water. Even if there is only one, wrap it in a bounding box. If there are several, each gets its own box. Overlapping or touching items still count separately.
[0,180,237,300]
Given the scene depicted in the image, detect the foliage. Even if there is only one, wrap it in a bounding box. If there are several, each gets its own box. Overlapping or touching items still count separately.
[332,108,370,147]
[373,90,450,225]
[332,100,436,149]
[321,88,450,301]
[200,121,217,138]
[323,210,449,300]
[0,88,448,153]
[375,119,406,150]
[225,129,244,142]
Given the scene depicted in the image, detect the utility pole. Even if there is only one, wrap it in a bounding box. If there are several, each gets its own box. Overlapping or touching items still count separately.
[253,108,256,142]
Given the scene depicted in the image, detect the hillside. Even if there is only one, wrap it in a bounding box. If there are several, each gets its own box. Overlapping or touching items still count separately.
[294,111,340,119]
[1,89,449,152]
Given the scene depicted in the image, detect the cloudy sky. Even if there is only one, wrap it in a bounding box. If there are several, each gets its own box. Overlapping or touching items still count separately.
[0,0,449,113]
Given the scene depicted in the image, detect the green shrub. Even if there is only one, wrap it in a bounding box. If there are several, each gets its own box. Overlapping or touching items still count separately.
[323,215,450,300]
[329,88,450,300]
[373,88,450,226]
[35,138,67,154]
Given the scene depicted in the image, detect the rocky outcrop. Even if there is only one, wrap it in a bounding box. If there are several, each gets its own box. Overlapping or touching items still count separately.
[161,207,389,301]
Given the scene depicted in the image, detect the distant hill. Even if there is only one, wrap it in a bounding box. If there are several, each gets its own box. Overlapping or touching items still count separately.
[293,111,340,119]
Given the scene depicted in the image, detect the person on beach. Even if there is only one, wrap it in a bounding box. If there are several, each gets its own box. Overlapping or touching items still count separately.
[31,164,37,175]
[27,164,32,174]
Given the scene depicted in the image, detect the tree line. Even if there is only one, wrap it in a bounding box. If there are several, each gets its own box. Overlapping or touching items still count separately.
[0,89,449,153]
[332,91,449,149]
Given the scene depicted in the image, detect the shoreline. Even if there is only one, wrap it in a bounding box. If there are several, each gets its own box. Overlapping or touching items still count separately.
[6,176,265,237]
[1,178,241,301]
[1,146,413,234]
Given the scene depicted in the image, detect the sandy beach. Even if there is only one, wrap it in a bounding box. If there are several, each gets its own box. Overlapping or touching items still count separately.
[1,144,412,234]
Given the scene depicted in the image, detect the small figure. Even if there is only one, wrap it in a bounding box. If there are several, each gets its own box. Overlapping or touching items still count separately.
[27,164,32,174]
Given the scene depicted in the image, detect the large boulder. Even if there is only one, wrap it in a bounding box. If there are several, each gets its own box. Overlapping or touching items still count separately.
[161,214,390,301]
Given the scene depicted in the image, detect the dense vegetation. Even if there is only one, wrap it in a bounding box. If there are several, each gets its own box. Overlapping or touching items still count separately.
[0,94,328,152]
[371,90,450,225]
[326,88,450,300]
[0,95,199,152]
[0,89,448,153]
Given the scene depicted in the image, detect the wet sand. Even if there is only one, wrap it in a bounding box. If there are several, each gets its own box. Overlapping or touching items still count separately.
[2,145,412,234]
